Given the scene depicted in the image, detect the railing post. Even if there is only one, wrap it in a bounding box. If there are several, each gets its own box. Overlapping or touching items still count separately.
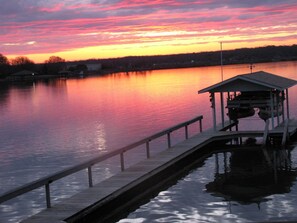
[146,141,150,158]
[88,166,93,187]
[120,152,125,171]
[45,183,51,208]
[199,119,203,132]
[185,125,189,139]
[167,132,171,148]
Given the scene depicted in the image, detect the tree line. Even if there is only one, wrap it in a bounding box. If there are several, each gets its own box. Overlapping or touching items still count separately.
[0,55,67,78]
[1,44,297,79]
[75,44,297,73]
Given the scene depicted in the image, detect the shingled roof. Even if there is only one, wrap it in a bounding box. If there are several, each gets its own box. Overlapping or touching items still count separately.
[198,71,297,93]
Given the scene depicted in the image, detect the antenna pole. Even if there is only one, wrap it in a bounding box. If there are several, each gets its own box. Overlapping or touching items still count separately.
[220,42,225,127]
[220,42,223,81]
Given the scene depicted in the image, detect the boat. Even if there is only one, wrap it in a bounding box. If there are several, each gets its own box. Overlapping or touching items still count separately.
[258,105,282,121]
[227,107,255,120]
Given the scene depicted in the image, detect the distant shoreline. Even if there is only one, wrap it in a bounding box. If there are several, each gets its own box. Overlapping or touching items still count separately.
[1,44,297,82]
[1,59,297,84]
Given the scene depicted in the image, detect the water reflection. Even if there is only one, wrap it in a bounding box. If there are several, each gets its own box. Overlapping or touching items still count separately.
[120,143,297,223]
[206,147,296,205]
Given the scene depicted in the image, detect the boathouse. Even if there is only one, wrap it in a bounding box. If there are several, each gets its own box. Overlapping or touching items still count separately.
[198,71,297,130]
[8,70,38,80]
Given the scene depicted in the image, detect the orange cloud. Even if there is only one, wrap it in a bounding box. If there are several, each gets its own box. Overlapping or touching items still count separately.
[1,1,297,62]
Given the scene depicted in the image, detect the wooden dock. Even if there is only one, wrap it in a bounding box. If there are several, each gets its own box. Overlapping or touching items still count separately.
[19,119,297,223]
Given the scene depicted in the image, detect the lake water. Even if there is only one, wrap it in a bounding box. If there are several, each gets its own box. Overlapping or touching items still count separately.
[0,61,297,222]
[118,143,297,223]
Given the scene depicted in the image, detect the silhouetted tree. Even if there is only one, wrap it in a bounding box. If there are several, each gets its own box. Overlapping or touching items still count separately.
[10,56,35,71]
[45,56,66,64]
[44,56,66,74]
[0,53,9,65]
[0,53,10,77]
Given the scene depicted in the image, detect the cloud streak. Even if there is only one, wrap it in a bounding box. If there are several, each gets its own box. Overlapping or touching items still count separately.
[1,0,297,62]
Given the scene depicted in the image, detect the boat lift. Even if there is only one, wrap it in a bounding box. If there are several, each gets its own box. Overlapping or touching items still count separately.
[198,71,297,131]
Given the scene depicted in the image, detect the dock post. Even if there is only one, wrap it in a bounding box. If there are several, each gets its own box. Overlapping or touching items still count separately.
[270,91,275,129]
[281,91,285,123]
[120,153,125,171]
[211,92,217,131]
[223,152,227,174]
[146,141,150,158]
[235,122,239,145]
[273,151,278,183]
[286,89,290,119]
[215,154,219,175]
[167,132,171,148]
[263,119,270,146]
[45,183,51,208]
[276,91,280,126]
[281,119,289,147]
[185,125,189,139]
[88,166,93,187]
[220,92,225,128]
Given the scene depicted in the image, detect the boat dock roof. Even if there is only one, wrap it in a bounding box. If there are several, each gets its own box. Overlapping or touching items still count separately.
[198,71,297,93]
[198,71,297,130]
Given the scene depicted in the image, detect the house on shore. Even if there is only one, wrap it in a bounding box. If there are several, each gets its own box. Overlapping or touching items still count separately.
[66,61,102,74]
[85,63,102,72]
[7,70,38,81]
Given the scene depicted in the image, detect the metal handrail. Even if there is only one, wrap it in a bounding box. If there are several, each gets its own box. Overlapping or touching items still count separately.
[0,115,203,208]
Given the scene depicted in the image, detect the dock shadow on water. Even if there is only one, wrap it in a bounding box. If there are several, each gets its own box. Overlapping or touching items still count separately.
[118,139,297,223]
[206,145,296,206]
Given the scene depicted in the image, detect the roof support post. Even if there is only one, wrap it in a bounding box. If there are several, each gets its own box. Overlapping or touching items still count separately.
[276,91,280,126]
[281,91,285,123]
[286,88,290,120]
[227,92,231,123]
[220,92,225,128]
[270,90,275,129]
[211,92,217,131]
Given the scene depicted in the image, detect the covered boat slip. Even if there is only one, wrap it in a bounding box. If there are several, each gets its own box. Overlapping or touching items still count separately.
[198,71,297,131]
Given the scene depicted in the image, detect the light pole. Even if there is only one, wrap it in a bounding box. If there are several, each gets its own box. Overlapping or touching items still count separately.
[220,42,223,81]
[220,42,225,127]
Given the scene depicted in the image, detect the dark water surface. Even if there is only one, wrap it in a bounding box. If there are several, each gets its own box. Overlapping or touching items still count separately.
[118,143,297,223]
[0,61,297,222]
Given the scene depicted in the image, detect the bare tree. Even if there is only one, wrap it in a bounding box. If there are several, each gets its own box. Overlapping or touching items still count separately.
[44,56,66,75]
[0,53,9,65]
[11,56,34,66]
[45,56,66,64]
[0,53,10,77]
[10,56,35,71]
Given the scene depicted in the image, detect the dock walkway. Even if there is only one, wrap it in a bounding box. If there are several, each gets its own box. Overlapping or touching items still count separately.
[22,119,297,223]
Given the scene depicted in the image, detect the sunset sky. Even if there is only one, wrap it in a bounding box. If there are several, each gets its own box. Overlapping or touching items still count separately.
[1,0,297,63]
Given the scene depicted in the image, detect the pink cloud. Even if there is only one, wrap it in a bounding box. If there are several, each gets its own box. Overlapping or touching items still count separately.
[1,0,296,60]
